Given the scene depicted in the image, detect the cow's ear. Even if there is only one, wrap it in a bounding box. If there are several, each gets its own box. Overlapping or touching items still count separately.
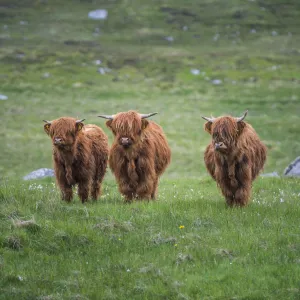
[237,121,246,133]
[106,120,113,129]
[44,123,51,135]
[204,122,212,134]
[75,122,84,133]
[141,119,149,130]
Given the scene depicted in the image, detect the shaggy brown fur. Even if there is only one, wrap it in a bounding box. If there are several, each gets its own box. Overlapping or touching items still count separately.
[99,111,171,202]
[203,112,267,206]
[44,117,109,203]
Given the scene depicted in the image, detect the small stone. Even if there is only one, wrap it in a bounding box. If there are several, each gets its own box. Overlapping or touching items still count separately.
[23,168,54,180]
[182,26,188,31]
[0,94,8,100]
[88,9,108,20]
[95,60,102,65]
[190,69,200,75]
[250,29,256,34]
[42,72,50,78]
[97,67,111,74]
[19,21,28,25]
[16,53,25,59]
[271,31,278,36]
[213,33,220,41]
[211,79,222,85]
[165,36,174,42]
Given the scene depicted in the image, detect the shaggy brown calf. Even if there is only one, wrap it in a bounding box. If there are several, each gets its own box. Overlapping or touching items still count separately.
[202,111,267,206]
[43,117,109,203]
[98,110,171,202]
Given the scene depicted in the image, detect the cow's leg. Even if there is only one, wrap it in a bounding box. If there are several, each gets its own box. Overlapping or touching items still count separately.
[151,177,159,200]
[91,157,108,200]
[91,165,105,201]
[55,165,73,202]
[118,181,135,202]
[61,185,73,202]
[221,187,235,207]
[234,163,252,206]
[136,178,154,200]
[134,157,155,200]
[91,180,101,201]
[78,180,90,203]
[234,185,251,206]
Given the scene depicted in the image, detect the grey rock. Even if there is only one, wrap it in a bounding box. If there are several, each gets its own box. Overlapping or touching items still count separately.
[213,33,220,41]
[271,31,278,36]
[16,53,25,59]
[97,67,111,74]
[42,72,50,78]
[23,168,54,180]
[284,157,300,177]
[0,94,8,100]
[88,9,108,20]
[165,36,174,42]
[190,69,200,75]
[261,172,280,178]
[211,79,222,85]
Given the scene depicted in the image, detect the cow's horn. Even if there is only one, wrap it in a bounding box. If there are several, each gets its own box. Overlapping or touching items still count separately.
[43,120,51,124]
[76,119,85,123]
[98,115,114,120]
[236,110,248,122]
[201,116,215,123]
[140,112,158,119]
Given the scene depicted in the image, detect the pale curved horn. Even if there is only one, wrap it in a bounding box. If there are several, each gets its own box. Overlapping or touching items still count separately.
[43,120,51,124]
[236,110,248,122]
[76,119,85,123]
[201,116,215,123]
[98,115,114,120]
[139,112,158,119]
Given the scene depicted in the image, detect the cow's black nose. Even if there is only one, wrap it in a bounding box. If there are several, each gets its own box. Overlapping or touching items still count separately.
[54,137,62,144]
[121,137,129,144]
[120,137,132,148]
[215,142,224,149]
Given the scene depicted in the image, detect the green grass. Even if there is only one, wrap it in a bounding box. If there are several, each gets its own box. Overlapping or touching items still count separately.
[1,178,300,299]
[1,0,300,298]
[1,0,300,178]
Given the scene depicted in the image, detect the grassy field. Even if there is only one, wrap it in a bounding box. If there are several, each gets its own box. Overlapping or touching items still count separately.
[1,0,300,299]
[1,178,300,299]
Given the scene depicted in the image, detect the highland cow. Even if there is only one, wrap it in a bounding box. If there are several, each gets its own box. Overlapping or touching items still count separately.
[98,111,171,202]
[202,111,267,206]
[43,117,109,203]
